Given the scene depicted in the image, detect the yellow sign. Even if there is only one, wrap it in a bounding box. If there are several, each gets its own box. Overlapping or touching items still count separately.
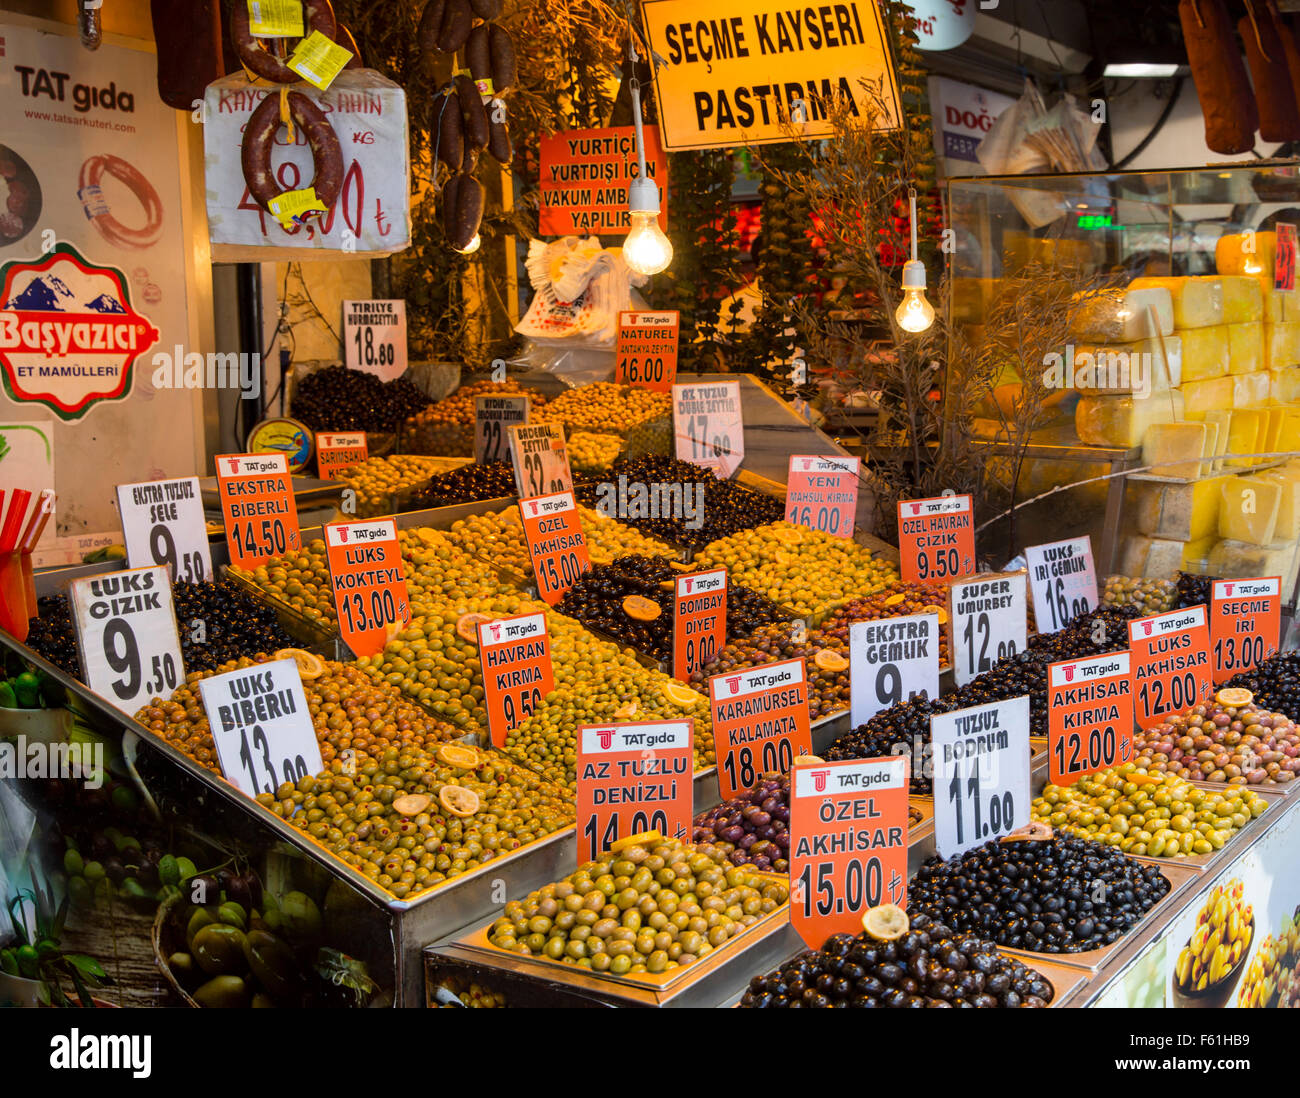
[289,31,354,90]
[638,0,902,151]
[267,187,328,228]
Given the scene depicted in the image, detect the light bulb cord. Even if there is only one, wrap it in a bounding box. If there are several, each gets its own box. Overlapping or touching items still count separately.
[908,185,918,263]
[631,78,648,182]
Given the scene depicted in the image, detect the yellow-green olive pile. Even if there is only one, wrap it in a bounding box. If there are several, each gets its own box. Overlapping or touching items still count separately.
[567,431,624,475]
[401,379,548,456]
[1175,880,1252,994]
[536,382,670,436]
[1102,575,1177,616]
[331,455,446,517]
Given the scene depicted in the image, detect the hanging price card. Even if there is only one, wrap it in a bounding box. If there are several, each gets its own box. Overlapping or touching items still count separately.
[214,453,301,570]
[615,310,679,391]
[1129,605,1214,730]
[1276,222,1297,292]
[509,423,574,499]
[788,756,909,949]
[518,490,592,604]
[1211,577,1281,680]
[849,613,939,727]
[247,0,303,36]
[324,519,410,658]
[785,455,860,538]
[199,658,324,800]
[575,719,694,861]
[476,395,529,465]
[115,476,213,584]
[672,568,726,682]
[897,495,976,584]
[477,612,556,749]
[1025,536,1098,634]
[949,573,1027,687]
[342,300,407,382]
[69,566,185,717]
[932,696,1031,856]
[1048,651,1134,785]
[709,658,812,802]
[673,380,744,479]
[316,432,368,481]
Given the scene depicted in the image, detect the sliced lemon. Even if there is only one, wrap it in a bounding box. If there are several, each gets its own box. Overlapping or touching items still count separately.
[773,526,805,546]
[437,743,480,770]
[622,595,662,621]
[611,830,663,853]
[274,648,325,680]
[1215,688,1254,708]
[1000,821,1054,843]
[862,903,909,942]
[793,754,825,766]
[439,785,481,818]
[668,560,694,571]
[614,700,640,719]
[392,793,432,817]
[814,649,849,672]
[455,612,496,644]
[662,682,701,709]
[921,605,949,624]
[883,593,906,606]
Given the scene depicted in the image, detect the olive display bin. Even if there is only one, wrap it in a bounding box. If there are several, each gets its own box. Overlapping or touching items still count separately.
[424,955,612,1008]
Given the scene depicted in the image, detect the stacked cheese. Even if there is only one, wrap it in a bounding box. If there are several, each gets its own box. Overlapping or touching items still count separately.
[1209,460,1300,579]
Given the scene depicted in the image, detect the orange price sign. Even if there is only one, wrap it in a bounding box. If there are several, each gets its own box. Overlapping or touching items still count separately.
[476,611,556,748]
[615,310,679,391]
[323,519,410,658]
[538,125,668,236]
[1211,577,1281,680]
[788,756,910,950]
[896,495,976,585]
[214,452,301,569]
[1128,605,1214,731]
[1275,221,1296,292]
[575,719,694,861]
[672,568,726,682]
[518,490,592,605]
[708,657,812,802]
[316,432,368,480]
[1047,651,1134,786]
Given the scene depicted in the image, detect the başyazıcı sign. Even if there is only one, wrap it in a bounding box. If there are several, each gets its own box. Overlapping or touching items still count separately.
[638,0,902,150]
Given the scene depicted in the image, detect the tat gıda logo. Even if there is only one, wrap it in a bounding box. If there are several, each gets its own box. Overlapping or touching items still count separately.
[0,242,159,420]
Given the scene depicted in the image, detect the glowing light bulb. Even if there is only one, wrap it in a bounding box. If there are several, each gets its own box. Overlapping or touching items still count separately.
[454,233,481,255]
[623,175,672,277]
[896,259,934,333]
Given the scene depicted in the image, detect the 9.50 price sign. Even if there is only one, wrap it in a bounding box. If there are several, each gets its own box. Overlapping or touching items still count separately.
[477,612,556,749]
[709,658,812,801]
[1211,577,1281,680]
[897,495,976,585]
[115,476,213,584]
[324,519,410,658]
[1048,651,1133,785]
[518,490,593,604]
[214,453,302,569]
[789,756,909,949]
[615,310,679,392]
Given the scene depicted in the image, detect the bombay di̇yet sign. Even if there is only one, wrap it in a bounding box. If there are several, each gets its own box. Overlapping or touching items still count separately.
[638,0,902,150]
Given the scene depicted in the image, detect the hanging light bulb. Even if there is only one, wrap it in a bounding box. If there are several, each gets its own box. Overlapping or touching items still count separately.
[894,186,934,334]
[622,74,673,277]
[453,233,481,255]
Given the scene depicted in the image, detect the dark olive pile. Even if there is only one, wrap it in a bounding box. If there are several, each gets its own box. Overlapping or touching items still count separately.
[574,455,784,548]
[554,555,787,661]
[740,913,1053,1008]
[1225,651,1300,722]
[909,836,1171,954]
[414,461,517,507]
[689,622,850,718]
[1174,570,1217,611]
[693,773,791,872]
[24,595,79,674]
[290,365,431,433]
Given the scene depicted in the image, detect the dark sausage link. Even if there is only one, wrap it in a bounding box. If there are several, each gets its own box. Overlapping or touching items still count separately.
[1180,0,1258,154]
[456,74,489,152]
[466,23,492,87]
[470,0,503,18]
[232,0,337,85]
[336,23,364,69]
[489,24,517,95]
[487,107,513,166]
[442,173,463,242]
[453,172,484,251]
[1241,0,1300,140]
[418,0,446,55]
[437,88,464,171]
[241,90,344,213]
[437,0,473,54]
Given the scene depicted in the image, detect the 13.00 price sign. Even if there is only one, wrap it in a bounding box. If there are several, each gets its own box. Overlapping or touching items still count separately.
[1211,577,1281,680]
[324,519,411,658]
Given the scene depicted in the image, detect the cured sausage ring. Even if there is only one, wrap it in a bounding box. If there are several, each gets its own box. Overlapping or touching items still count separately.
[77,154,164,250]
[241,91,343,214]
[231,0,337,84]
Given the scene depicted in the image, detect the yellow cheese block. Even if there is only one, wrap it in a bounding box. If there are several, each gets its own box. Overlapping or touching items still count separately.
[1264,408,1285,452]
[1181,375,1234,421]
[1175,325,1229,382]
[1217,231,1275,277]
[1287,289,1300,323]
[1200,420,1220,476]
[1271,367,1300,403]
[1051,338,1177,394]
[1219,477,1283,543]
[1274,408,1300,455]
[1232,370,1272,408]
[1260,471,1300,541]
[1207,275,1263,323]
[1075,392,1184,448]
[1131,276,1223,329]
[1208,538,1297,577]
[1263,323,1300,370]
[1142,422,1207,478]
[1181,536,1219,572]
[1133,474,1228,540]
[1071,287,1174,342]
[1226,322,1264,375]
[1204,410,1232,472]
[1120,535,1189,579]
[1225,409,1266,466]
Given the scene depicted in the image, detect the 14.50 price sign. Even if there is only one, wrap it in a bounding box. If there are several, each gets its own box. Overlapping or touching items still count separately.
[214,453,302,570]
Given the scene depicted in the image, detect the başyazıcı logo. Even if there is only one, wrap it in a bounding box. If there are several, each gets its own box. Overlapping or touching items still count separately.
[0,242,159,420]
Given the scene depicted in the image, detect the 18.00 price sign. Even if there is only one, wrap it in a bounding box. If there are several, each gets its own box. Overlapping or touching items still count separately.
[709,658,812,801]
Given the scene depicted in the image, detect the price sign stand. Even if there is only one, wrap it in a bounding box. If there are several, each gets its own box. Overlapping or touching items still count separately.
[897,495,976,585]
[342,299,407,380]
[708,658,813,802]
[615,310,679,391]
[1048,652,1134,785]
[316,433,368,480]
[672,569,726,682]
[214,453,301,570]
[575,720,693,861]
[518,491,592,605]
[509,423,574,499]
[1025,536,1098,634]
[69,565,185,717]
[1275,222,1297,292]
[949,573,1027,687]
[323,519,411,658]
[672,380,744,479]
[784,455,860,538]
[115,476,213,583]
[1210,577,1281,680]
[848,613,939,727]
[475,394,529,464]
[477,612,556,748]
[788,756,909,949]
[199,658,324,799]
[1129,606,1214,731]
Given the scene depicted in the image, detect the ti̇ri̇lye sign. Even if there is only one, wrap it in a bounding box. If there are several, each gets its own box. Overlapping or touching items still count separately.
[639,0,902,150]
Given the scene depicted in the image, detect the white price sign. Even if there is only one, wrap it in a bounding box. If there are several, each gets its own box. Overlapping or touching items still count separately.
[69,565,185,716]
[950,572,1027,687]
[931,695,1031,858]
[1025,536,1098,634]
[198,658,324,800]
[509,423,574,498]
[115,476,213,584]
[672,380,744,478]
[849,614,940,728]
[476,394,529,465]
[342,299,407,381]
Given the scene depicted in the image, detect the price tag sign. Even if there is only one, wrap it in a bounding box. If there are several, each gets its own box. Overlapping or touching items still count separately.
[788,756,909,949]
[673,380,744,479]
[615,310,679,391]
[342,300,407,382]
[1025,536,1098,634]
[1275,222,1297,293]
[708,658,812,802]
[475,395,529,465]
[323,520,410,659]
[785,455,860,538]
[115,476,213,584]
[897,495,976,585]
[949,573,1027,687]
[849,613,939,727]
[1211,577,1282,679]
[199,658,324,799]
[518,490,592,604]
[672,568,726,682]
[1048,651,1134,785]
[288,30,353,90]
[316,432,368,481]
[576,720,693,861]
[932,696,1031,856]
[267,187,327,229]
[509,423,574,499]
[477,612,556,749]
[1129,605,1214,730]
[69,566,185,716]
[247,0,303,37]
[214,453,301,570]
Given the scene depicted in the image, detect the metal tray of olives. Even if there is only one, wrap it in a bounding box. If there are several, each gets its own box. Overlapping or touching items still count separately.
[220,566,350,658]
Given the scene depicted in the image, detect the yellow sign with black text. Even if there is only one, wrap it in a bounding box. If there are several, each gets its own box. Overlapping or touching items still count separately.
[639,0,902,150]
